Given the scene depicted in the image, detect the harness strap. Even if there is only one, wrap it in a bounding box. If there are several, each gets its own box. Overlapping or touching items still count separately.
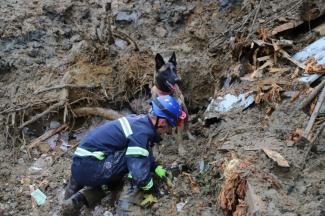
[74,147,105,160]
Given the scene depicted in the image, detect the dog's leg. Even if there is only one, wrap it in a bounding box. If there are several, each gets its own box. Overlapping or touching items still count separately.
[177,124,186,156]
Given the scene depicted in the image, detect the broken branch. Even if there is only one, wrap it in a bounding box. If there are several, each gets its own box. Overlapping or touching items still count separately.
[300,79,325,110]
[302,122,325,167]
[302,85,325,139]
[28,124,67,149]
[278,49,305,69]
[279,49,305,69]
[113,30,139,51]
[34,84,99,95]
[18,100,66,129]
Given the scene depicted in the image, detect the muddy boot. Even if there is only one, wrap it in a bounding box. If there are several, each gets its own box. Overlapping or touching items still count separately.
[60,191,87,216]
[64,176,83,200]
[79,187,106,208]
[116,182,144,216]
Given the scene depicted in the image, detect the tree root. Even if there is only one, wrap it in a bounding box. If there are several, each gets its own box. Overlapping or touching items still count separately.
[73,107,122,120]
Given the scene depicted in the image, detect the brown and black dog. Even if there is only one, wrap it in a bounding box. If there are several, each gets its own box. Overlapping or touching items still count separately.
[151,52,189,156]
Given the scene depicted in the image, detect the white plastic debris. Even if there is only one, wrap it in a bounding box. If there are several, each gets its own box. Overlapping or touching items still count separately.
[199,160,205,173]
[176,202,186,212]
[298,73,321,84]
[47,134,59,149]
[205,92,255,114]
[293,37,325,64]
[31,189,47,205]
[103,211,113,216]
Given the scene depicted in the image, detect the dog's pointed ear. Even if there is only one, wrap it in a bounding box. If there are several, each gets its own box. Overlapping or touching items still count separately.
[168,52,177,66]
[155,53,165,71]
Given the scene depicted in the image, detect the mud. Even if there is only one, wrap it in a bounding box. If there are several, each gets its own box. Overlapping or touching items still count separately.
[1,0,325,215]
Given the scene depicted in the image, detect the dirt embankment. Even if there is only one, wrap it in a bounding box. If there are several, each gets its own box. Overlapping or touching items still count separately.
[1,0,325,215]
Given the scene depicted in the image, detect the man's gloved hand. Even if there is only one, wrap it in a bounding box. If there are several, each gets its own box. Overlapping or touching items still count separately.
[155,165,173,188]
[140,194,158,207]
[155,165,167,178]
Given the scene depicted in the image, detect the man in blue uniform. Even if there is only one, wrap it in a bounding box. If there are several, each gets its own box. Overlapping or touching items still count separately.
[61,95,186,215]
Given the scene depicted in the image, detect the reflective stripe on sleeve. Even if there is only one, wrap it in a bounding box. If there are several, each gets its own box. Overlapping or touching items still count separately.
[74,147,105,160]
[141,178,153,191]
[125,146,149,157]
[119,117,133,137]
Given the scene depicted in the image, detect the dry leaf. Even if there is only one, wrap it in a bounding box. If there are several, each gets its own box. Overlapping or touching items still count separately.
[263,148,290,167]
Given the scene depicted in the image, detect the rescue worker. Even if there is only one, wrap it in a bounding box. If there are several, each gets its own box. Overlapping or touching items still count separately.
[61,95,186,215]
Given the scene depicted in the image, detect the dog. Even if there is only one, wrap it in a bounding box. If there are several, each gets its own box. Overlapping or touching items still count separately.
[151,52,190,156]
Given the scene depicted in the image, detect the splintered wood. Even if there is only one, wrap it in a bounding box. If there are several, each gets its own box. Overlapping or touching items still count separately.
[304,57,325,74]
[218,159,248,215]
[182,172,200,193]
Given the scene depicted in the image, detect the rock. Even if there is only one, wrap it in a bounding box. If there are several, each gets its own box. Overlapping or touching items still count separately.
[176,202,186,212]
[155,26,167,37]
[49,121,61,129]
[115,10,138,24]
[114,39,128,49]
[17,158,25,166]
[28,155,53,175]
[27,48,40,58]
[245,182,266,214]
[218,0,242,11]
[0,59,14,75]
[38,142,51,153]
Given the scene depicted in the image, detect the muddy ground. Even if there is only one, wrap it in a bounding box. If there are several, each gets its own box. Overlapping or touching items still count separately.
[1,0,325,215]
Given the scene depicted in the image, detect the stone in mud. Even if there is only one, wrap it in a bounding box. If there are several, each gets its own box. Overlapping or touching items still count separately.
[114,39,128,49]
[218,0,242,11]
[27,48,40,58]
[115,10,138,24]
[0,59,14,75]
[155,26,168,37]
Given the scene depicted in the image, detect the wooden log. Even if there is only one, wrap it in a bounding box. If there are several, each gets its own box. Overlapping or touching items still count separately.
[28,124,67,149]
[300,79,325,110]
[73,107,122,120]
[302,85,325,139]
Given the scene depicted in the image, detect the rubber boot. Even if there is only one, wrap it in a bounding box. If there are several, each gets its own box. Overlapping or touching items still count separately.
[79,187,106,208]
[60,191,87,216]
[64,176,83,200]
[116,182,144,216]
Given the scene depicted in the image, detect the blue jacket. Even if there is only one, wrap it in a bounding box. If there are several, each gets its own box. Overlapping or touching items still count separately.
[76,114,160,190]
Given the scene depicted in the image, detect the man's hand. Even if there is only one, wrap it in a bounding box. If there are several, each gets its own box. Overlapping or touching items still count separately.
[155,165,167,178]
[155,165,173,188]
[140,194,158,206]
